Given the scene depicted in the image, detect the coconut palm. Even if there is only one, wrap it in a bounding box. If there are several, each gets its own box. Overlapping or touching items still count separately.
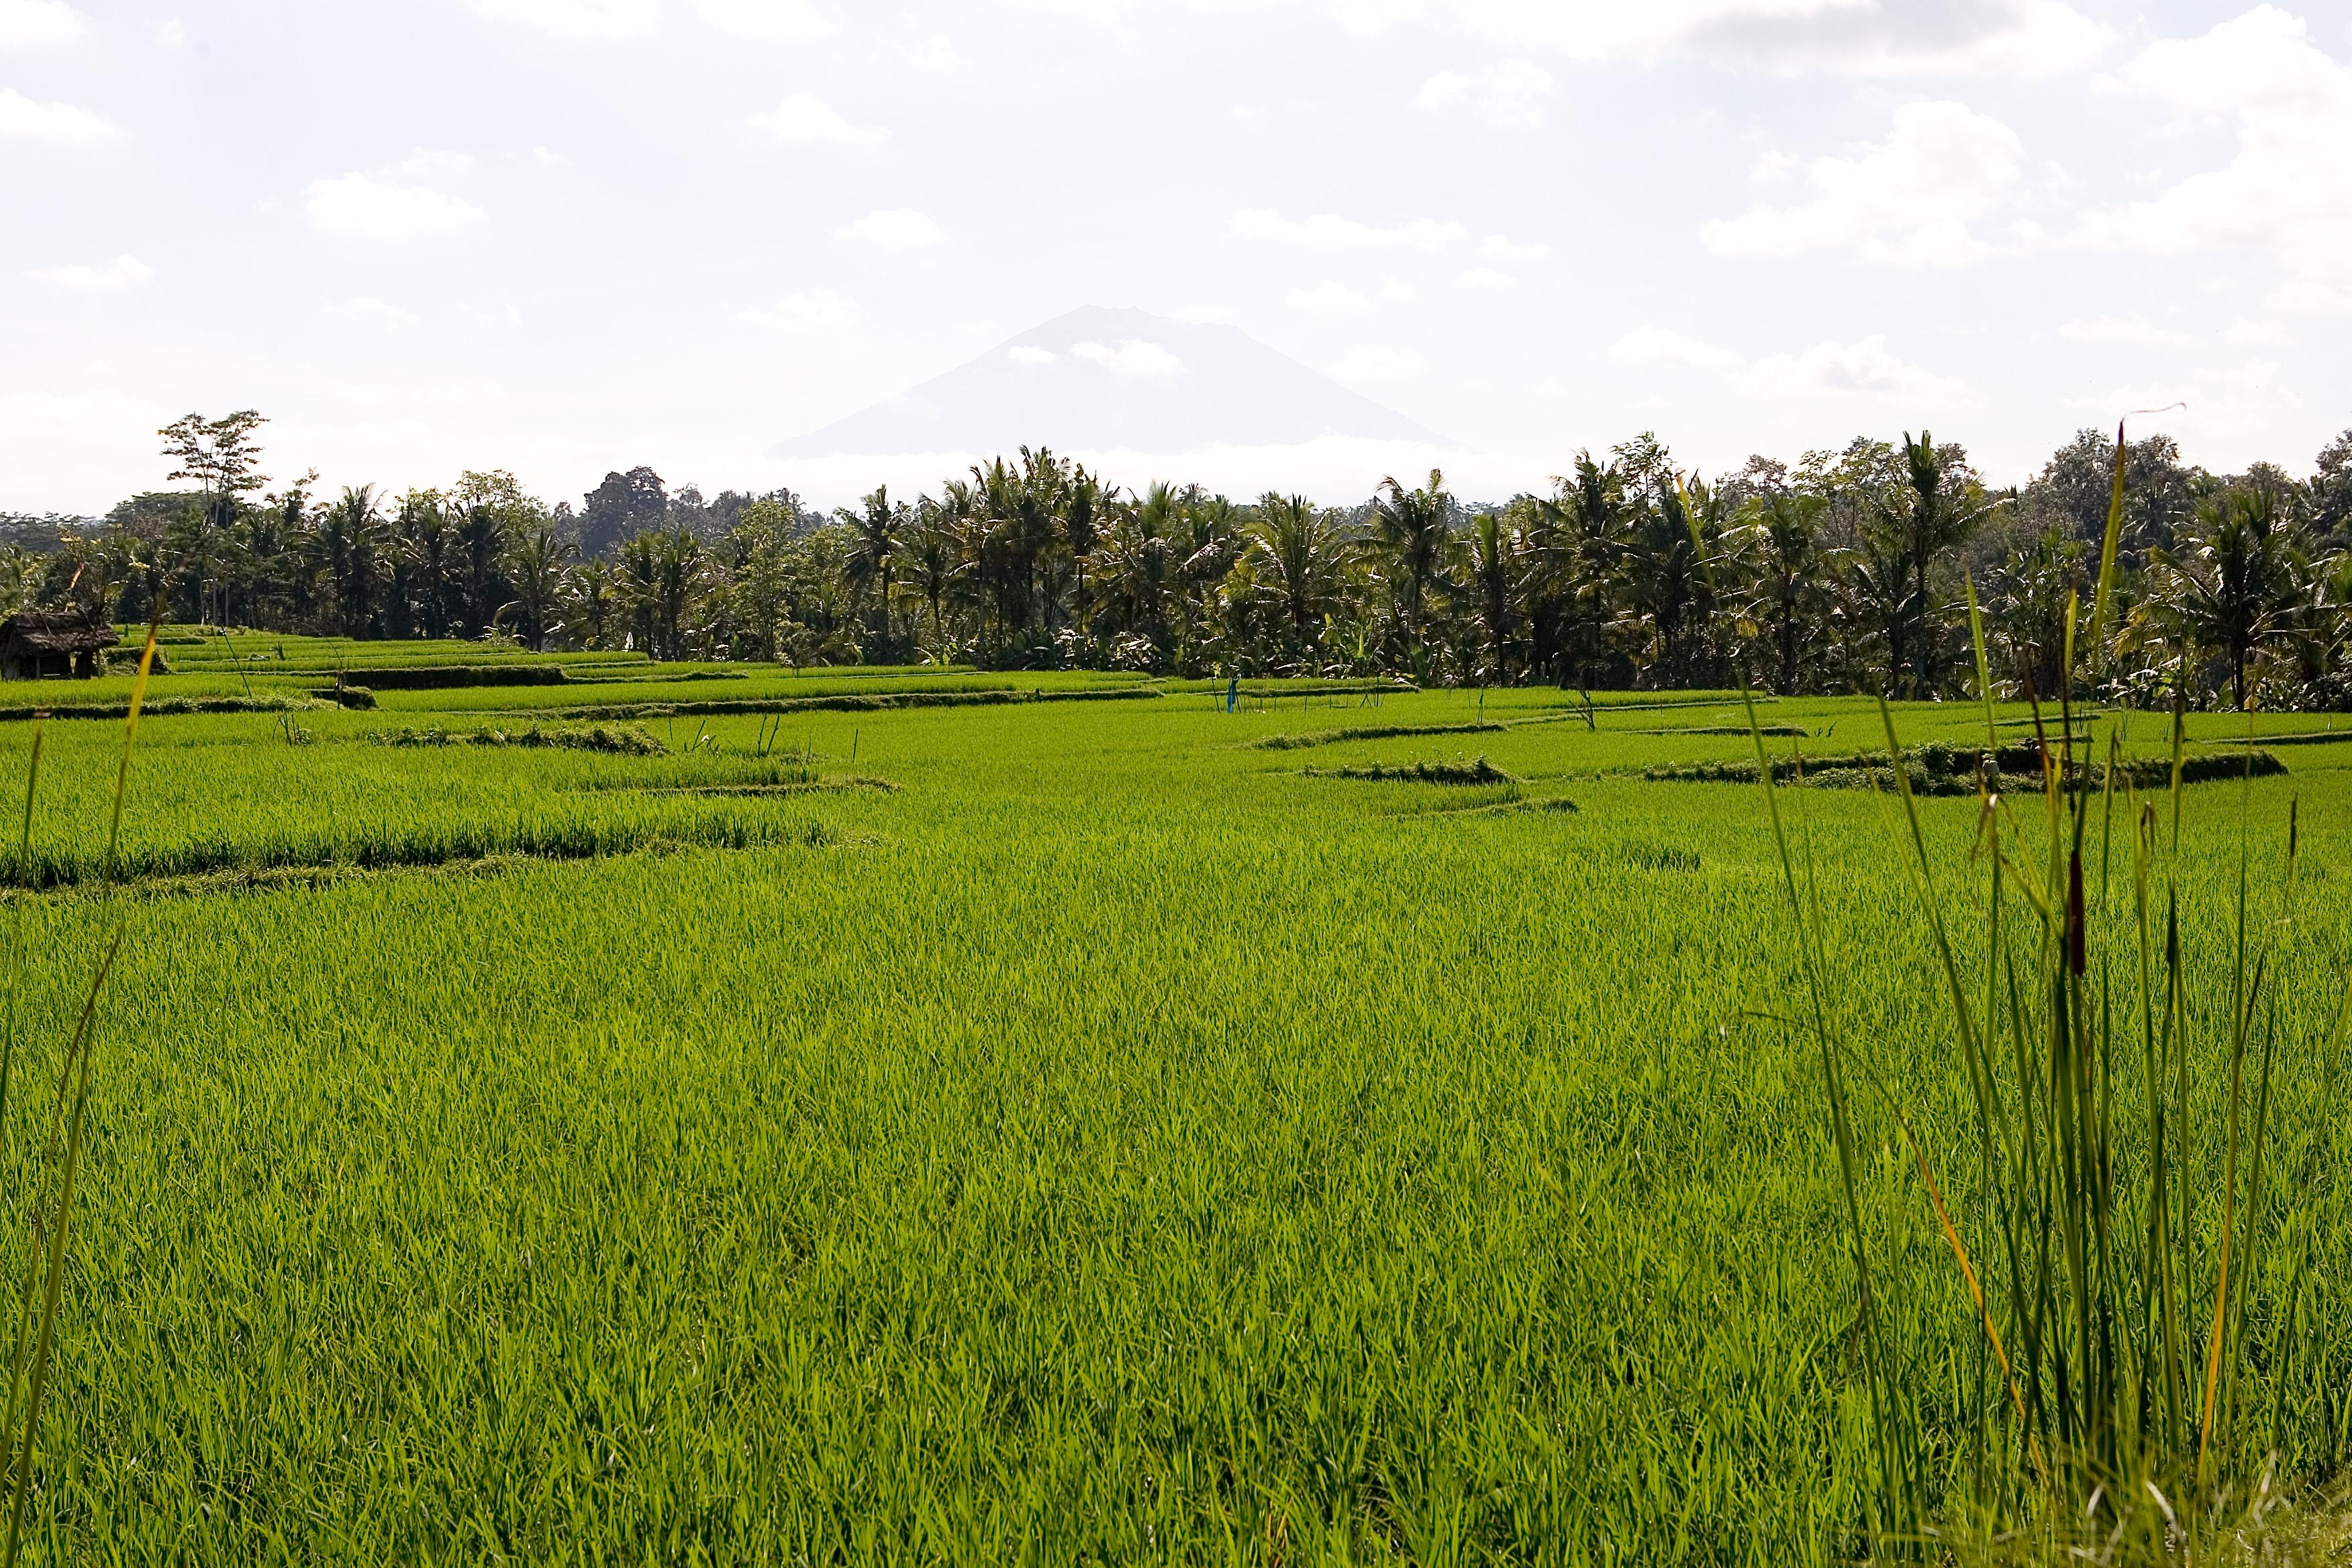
[1248,493,1351,662]
[312,485,387,638]
[1064,464,1107,635]
[565,557,620,650]
[501,524,573,651]
[1097,484,1176,658]
[1618,477,1723,689]
[901,497,962,650]
[1885,431,2004,696]
[1371,469,1453,665]
[1458,509,1516,681]
[1980,526,2081,703]
[1536,452,1634,687]
[2140,486,2306,708]
[840,485,908,652]
[1735,491,1830,697]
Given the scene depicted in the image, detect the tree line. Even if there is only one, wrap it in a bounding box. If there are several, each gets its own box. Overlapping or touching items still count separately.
[5,411,2352,708]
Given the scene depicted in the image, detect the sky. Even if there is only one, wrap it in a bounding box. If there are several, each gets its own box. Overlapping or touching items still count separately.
[5,0,2351,513]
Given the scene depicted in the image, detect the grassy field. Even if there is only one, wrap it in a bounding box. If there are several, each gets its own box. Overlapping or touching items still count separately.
[0,644,2342,1561]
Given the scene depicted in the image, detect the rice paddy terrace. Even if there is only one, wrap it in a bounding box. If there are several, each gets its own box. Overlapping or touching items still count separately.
[1,632,2347,1562]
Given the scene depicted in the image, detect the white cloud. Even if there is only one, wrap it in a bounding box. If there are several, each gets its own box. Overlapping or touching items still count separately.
[2085,7,2352,313]
[1739,334,1966,401]
[1481,233,1549,259]
[2225,317,2290,346]
[2090,360,2300,448]
[1611,325,1741,371]
[750,93,885,145]
[740,289,859,328]
[1391,0,2107,77]
[991,0,2109,77]
[152,17,184,46]
[1380,277,1419,301]
[0,87,117,144]
[307,171,483,240]
[1701,100,2026,266]
[834,208,941,250]
[1456,266,1515,288]
[1007,344,1057,364]
[397,148,477,178]
[1071,338,1182,376]
[28,254,150,289]
[1414,59,1554,126]
[471,0,659,36]
[328,295,421,330]
[1336,345,1424,381]
[0,0,84,46]
[905,32,959,69]
[691,0,831,38]
[2058,314,2183,344]
[1287,280,1371,313]
[1229,208,1465,250]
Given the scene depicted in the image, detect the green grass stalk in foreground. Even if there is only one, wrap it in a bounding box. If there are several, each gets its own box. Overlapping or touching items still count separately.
[1753,543,2351,1556]
[0,622,157,1566]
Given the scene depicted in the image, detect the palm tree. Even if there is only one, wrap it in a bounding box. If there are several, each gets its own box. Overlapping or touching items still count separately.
[2141,487,2304,708]
[399,491,454,639]
[565,558,620,650]
[650,530,707,660]
[453,502,510,638]
[1886,431,2003,696]
[619,531,662,656]
[1837,531,1913,697]
[1065,464,1107,636]
[501,524,573,650]
[1175,491,1243,675]
[1736,491,1828,696]
[840,485,908,654]
[1097,485,1175,660]
[1458,509,1515,681]
[1981,526,2081,703]
[1371,469,1453,665]
[1618,477,1721,689]
[1538,452,1632,687]
[312,485,386,638]
[1248,494,1351,665]
[902,498,961,651]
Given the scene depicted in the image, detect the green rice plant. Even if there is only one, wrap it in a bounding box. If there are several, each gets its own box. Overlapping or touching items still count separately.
[369,723,667,755]
[0,624,157,1565]
[1304,756,1516,785]
[1747,436,2347,1558]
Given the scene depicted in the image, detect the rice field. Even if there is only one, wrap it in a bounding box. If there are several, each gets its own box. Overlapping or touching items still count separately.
[0,646,2345,1561]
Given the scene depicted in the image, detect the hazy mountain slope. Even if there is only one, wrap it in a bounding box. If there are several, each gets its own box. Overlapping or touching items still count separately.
[777,305,1448,457]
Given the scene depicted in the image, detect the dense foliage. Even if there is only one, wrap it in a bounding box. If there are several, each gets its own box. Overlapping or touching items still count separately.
[9,415,2352,709]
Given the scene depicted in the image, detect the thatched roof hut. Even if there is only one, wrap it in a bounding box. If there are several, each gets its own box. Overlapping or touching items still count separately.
[0,607,118,680]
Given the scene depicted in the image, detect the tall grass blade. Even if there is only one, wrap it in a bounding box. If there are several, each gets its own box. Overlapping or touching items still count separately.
[2088,418,2127,676]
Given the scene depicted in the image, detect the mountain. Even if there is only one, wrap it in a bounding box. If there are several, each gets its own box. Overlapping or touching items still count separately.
[777,305,1449,458]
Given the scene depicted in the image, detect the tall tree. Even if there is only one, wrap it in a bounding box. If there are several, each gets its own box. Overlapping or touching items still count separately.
[158,409,268,626]
[2141,485,2305,709]
[2308,427,2352,548]
[1887,431,2002,697]
[1249,493,1351,666]
[839,485,908,652]
[1370,469,1453,668]
[502,525,573,650]
[579,466,667,560]
[312,485,387,637]
[1735,491,1829,696]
